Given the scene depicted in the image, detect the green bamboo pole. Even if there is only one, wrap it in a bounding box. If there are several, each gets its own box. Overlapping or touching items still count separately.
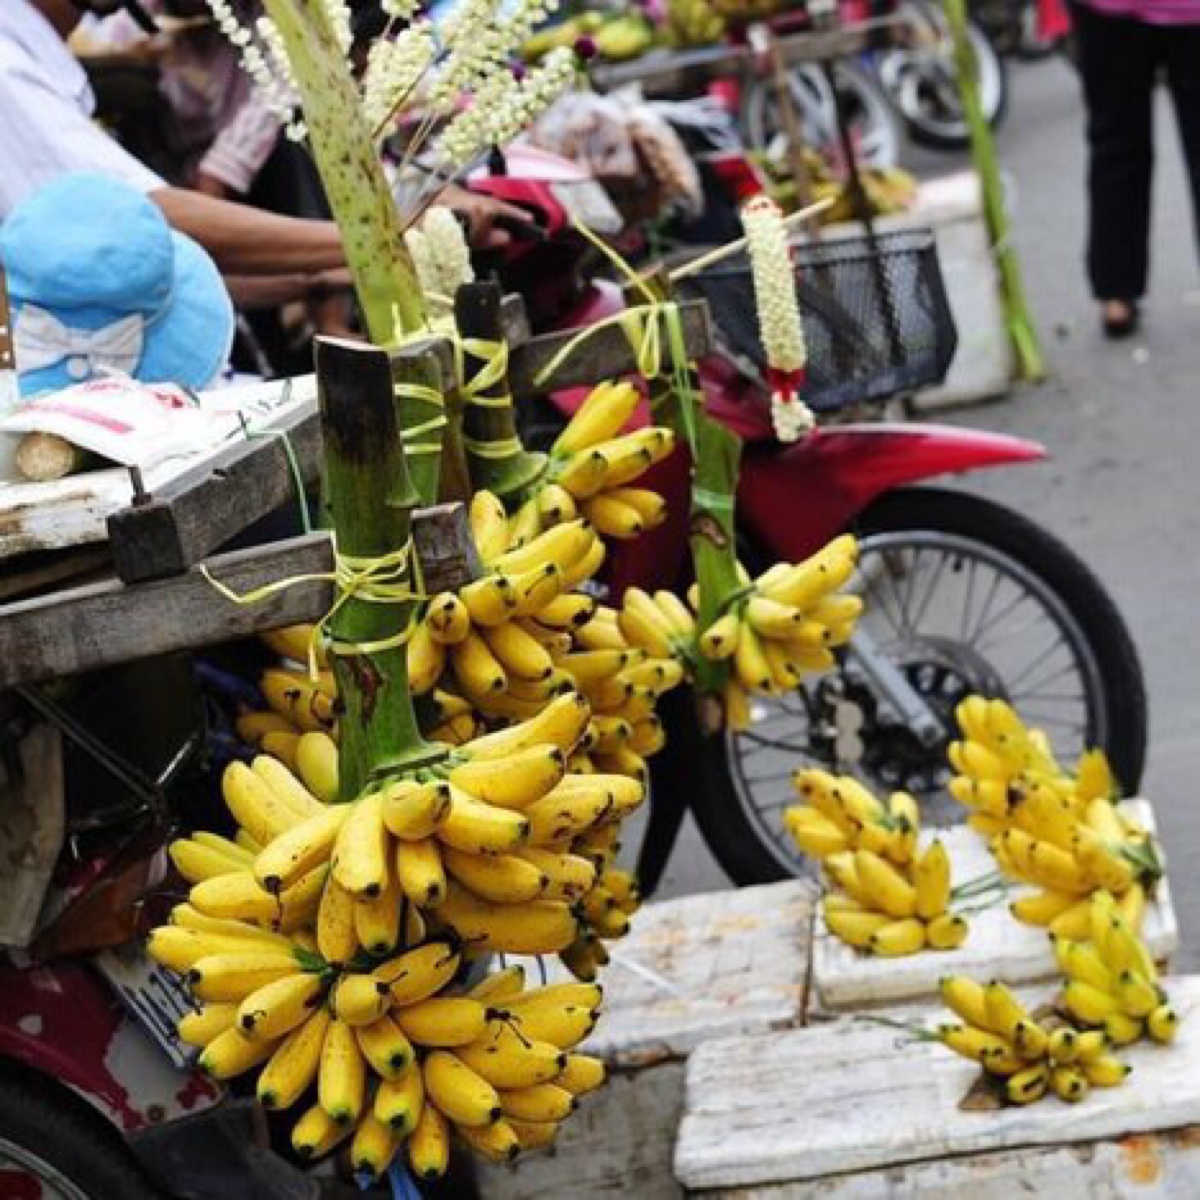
[941,0,1046,382]
[391,344,447,508]
[316,337,442,800]
[263,0,425,343]
[454,283,547,504]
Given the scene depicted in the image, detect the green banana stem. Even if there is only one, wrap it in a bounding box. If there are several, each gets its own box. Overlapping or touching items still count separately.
[940,0,1045,383]
[316,337,442,800]
[262,0,425,343]
[454,283,547,505]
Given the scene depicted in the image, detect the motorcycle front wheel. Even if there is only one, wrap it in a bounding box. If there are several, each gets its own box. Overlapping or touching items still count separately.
[0,1062,163,1199]
[881,5,1007,150]
[685,486,1147,885]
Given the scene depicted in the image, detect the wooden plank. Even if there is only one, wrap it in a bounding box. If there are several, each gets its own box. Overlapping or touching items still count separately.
[693,1126,1200,1198]
[0,534,333,688]
[0,503,479,687]
[591,22,904,95]
[810,800,1178,1013]
[507,299,715,397]
[107,388,321,583]
[676,976,1200,1191]
[107,339,465,584]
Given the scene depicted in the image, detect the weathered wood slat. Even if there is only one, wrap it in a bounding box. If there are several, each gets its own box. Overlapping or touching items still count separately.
[107,339,468,584]
[676,976,1200,1191]
[591,21,905,95]
[106,387,322,584]
[810,800,1178,1013]
[506,299,715,397]
[0,535,332,688]
[0,503,478,687]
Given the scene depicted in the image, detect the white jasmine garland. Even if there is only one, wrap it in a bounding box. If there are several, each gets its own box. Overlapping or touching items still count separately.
[741,195,815,442]
[206,3,303,139]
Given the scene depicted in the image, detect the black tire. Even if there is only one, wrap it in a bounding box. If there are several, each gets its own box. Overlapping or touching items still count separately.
[0,1060,163,1199]
[686,486,1148,886]
[899,19,1009,151]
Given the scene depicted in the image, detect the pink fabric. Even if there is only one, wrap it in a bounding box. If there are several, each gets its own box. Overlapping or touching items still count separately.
[1077,0,1200,24]
[90,2,281,192]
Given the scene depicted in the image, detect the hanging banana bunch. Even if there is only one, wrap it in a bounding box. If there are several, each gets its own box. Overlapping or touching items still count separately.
[788,769,969,956]
[149,915,606,1177]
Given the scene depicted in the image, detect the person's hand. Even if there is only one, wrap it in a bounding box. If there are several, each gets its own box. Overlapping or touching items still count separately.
[193,171,231,200]
[438,183,533,249]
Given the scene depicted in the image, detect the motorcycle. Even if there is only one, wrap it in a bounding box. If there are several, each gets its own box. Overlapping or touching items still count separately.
[471,143,1146,892]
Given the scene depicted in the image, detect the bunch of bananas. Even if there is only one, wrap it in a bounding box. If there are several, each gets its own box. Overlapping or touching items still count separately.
[149,912,606,1177]
[508,382,675,545]
[788,769,969,956]
[664,0,726,46]
[690,535,862,729]
[1055,890,1177,1047]
[207,689,647,976]
[937,976,1131,1104]
[949,697,1162,938]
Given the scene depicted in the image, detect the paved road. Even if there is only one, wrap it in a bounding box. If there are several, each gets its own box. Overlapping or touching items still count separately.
[651,56,1200,968]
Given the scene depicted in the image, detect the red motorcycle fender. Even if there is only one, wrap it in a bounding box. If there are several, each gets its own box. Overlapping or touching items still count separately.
[737,422,1046,563]
[0,959,217,1131]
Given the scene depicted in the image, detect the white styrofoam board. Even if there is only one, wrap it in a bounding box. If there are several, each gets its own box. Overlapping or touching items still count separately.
[550,879,817,1067]
[477,1061,686,1200]
[690,1127,1200,1198]
[676,975,1200,1191]
[812,799,1178,1012]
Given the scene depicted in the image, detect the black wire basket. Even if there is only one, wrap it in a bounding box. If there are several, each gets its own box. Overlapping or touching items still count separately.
[681,228,958,412]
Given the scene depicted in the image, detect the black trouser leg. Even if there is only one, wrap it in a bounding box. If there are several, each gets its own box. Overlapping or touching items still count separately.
[1164,25,1200,274]
[1071,3,1160,300]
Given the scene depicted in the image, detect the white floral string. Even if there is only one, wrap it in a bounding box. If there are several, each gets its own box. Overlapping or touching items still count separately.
[741,195,816,444]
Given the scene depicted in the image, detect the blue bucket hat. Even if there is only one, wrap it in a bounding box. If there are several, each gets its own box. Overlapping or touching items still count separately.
[2,173,234,397]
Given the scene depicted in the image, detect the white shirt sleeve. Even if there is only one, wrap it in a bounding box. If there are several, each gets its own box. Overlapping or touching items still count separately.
[0,58,164,221]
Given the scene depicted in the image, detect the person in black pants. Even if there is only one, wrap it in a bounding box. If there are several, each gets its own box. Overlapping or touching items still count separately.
[1071,1,1200,337]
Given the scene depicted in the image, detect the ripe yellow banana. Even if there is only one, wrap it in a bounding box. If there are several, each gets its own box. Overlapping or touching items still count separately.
[396,997,488,1048]
[374,1059,426,1132]
[824,908,892,948]
[258,1007,332,1110]
[447,745,566,810]
[292,732,338,803]
[927,913,969,950]
[437,884,576,954]
[854,850,917,919]
[1006,1063,1049,1104]
[353,867,404,956]
[254,803,349,894]
[464,693,591,761]
[869,917,926,957]
[444,846,548,904]
[319,1017,367,1125]
[457,1020,567,1088]
[374,940,461,1007]
[356,1014,415,1081]
[380,779,451,841]
[423,1050,502,1127]
[426,592,472,646]
[395,837,448,908]
[913,840,950,919]
[179,1002,238,1048]
[407,1100,451,1179]
[238,971,325,1041]
[222,761,300,847]
[1050,1065,1088,1103]
[292,1102,352,1160]
[350,1113,399,1179]
[456,1118,521,1163]
[552,381,640,456]
[198,1025,277,1079]
[332,973,392,1027]
[332,791,390,897]
[316,876,359,965]
[187,952,301,1002]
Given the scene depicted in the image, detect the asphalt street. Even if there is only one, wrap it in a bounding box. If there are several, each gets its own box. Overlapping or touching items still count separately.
[650,55,1200,968]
